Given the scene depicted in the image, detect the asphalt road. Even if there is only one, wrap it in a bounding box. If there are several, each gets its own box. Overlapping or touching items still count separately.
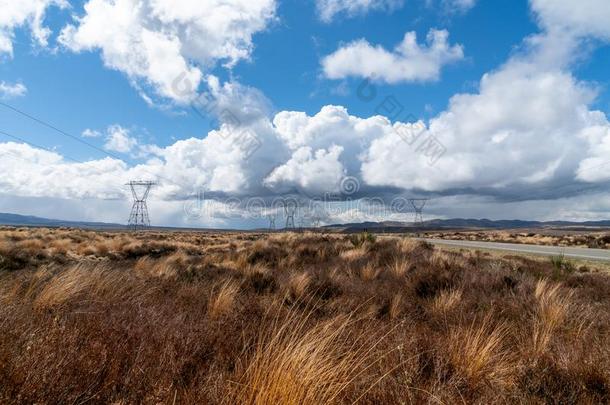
[422,238,610,262]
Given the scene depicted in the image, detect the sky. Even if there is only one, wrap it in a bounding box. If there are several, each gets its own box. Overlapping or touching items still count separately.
[0,0,610,229]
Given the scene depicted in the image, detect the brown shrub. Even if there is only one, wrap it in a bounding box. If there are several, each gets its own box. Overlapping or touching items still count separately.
[245,268,278,295]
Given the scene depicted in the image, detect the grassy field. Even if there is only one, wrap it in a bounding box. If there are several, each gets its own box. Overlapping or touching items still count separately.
[423,229,610,249]
[0,227,609,403]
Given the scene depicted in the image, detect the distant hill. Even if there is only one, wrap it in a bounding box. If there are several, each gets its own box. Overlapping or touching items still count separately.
[0,213,125,229]
[324,218,610,232]
[1,212,609,232]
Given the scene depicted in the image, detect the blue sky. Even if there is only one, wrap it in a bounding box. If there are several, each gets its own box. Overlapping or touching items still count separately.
[2,0,543,158]
[1,0,610,228]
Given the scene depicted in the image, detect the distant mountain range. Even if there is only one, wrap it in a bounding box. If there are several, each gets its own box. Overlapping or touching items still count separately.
[0,213,125,229]
[325,218,610,232]
[1,212,609,231]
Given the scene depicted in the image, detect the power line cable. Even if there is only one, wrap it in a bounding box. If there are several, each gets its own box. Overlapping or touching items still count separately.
[0,129,126,199]
[0,101,114,159]
[0,101,189,191]
[0,128,85,165]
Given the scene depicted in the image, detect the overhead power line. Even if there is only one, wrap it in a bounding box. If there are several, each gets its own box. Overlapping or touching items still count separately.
[0,101,185,191]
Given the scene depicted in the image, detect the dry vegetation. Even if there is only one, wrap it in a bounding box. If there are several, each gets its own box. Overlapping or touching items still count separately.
[0,226,609,404]
[425,229,610,249]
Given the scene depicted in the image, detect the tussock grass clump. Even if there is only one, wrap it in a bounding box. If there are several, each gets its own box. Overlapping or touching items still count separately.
[430,288,462,315]
[339,246,367,263]
[245,267,278,295]
[229,313,383,404]
[33,263,137,310]
[531,279,572,356]
[286,271,312,301]
[447,316,514,389]
[360,263,381,281]
[384,293,403,320]
[387,256,410,278]
[208,280,240,319]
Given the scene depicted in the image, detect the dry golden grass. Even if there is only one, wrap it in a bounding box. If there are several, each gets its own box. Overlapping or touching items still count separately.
[430,288,462,315]
[33,263,137,310]
[339,246,366,262]
[34,265,92,309]
[387,256,409,278]
[0,227,608,404]
[208,280,240,319]
[447,316,514,389]
[426,229,610,249]
[387,293,402,320]
[359,263,381,281]
[229,312,385,405]
[151,251,190,278]
[286,271,311,301]
[531,279,572,356]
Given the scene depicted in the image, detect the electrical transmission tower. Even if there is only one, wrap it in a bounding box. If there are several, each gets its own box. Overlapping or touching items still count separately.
[284,202,296,230]
[268,214,276,231]
[127,180,157,230]
[309,201,325,231]
[409,199,429,227]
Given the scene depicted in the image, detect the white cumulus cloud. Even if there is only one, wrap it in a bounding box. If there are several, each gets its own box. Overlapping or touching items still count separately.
[0,81,27,98]
[359,0,610,192]
[530,0,610,40]
[59,0,277,103]
[81,128,102,138]
[0,0,68,56]
[432,0,477,13]
[361,65,595,192]
[103,125,139,154]
[322,29,464,83]
[264,145,346,195]
[449,0,476,11]
[316,0,404,22]
[0,142,129,200]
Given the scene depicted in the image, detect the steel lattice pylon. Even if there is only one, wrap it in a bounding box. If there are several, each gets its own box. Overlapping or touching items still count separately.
[268,214,276,231]
[127,181,157,230]
[409,198,429,227]
[284,200,297,230]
